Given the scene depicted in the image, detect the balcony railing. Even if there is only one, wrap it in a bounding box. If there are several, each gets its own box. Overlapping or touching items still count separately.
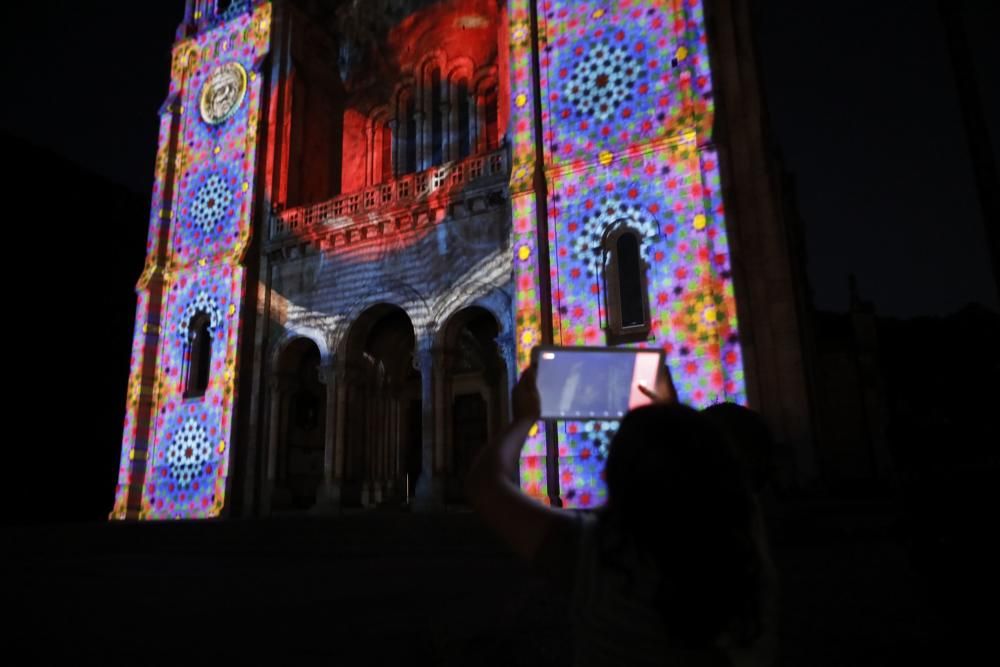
[271,148,508,241]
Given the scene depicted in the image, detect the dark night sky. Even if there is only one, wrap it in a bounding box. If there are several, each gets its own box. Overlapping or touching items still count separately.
[756,0,998,316]
[1,0,997,317]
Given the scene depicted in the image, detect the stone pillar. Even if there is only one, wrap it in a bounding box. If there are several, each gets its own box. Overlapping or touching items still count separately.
[389,118,399,178]
[414,110,427,171]
[383,393,392,497]
[439,101,451,164]
[374,381,385,505]
[470,92,480,155]
[264,372,293,514]
[447,92,458,162]
[496,333,516,426]
[476,93,487,153]
[434,347,450,480]
[364,124,374,186]
[362,377,374,507]
[397,111,404,179]
[389,399,399,495]
[414,344,440,508]
[314,359,340,511]
[333,357,348,484]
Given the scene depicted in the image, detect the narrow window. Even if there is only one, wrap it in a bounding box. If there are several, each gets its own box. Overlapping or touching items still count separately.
[617,233,645,327]
[603,227,652,343]
[380,122,392,182]
[403,94,417,174]
[457,79,470,159]
[185,313,212,398]
[431,68,443,166]
[484,85,498,150]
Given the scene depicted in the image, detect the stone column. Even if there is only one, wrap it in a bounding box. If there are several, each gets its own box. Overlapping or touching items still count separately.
[447,92,458,163]
[264,372,293,515]
[439,101,451,165]
[364,124,374,186]
[414,110,426,171]
[470,92,480,156]
[389,118,399,178]
[496,333,516,426]
[333,357,348,485]
[314,359,340,511]
[374,379,385,505]
[414,344,440,508]
[434,347,450,479]
[362,376,374,507]
[476,93,487,153]
[389,399,399,495]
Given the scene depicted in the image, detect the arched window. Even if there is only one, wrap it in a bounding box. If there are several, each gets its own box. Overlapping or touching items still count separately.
[483,84,498,151]
[430,67,443,166]
[603,226,652,343]
[368,110,393,186]
[617,233,645,327]
[456,78,470,159]
[380,122,392,182]
[400,92,417,175]
[185,313,213,398]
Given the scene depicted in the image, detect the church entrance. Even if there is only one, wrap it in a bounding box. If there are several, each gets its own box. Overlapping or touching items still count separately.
[442,307,507,504]
[272,338,326,511]
[342,305,422,507]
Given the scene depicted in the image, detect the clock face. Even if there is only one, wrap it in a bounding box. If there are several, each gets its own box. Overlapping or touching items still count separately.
[199,62,248,125]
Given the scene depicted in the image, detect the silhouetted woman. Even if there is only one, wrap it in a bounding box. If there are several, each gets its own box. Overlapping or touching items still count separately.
[466,366,776,666]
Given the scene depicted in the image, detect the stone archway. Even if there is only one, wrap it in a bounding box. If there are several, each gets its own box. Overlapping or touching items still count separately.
[271,337,326,511]
[440,306,507,503]
[341,304,421,507]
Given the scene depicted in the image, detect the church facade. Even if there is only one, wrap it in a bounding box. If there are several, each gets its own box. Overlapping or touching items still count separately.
[112,0,817,519]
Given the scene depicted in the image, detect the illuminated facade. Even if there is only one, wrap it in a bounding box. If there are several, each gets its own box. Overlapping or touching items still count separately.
[113,0,817,519]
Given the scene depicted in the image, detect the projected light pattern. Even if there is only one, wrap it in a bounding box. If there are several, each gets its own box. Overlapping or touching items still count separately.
[142,266,244,517]
[510,0,746,508]
[509,0,552,501]
[112,0,742,517]
[112,3,271,519]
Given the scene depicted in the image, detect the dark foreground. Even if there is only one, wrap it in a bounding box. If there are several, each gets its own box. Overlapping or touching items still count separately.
[9,499,975,665]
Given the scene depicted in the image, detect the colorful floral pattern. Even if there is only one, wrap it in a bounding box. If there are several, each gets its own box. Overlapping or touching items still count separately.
[510,0,745,508]
[113,3,271,519]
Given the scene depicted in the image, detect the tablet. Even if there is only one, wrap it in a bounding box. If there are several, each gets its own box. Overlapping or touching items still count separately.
[531,345,664,420]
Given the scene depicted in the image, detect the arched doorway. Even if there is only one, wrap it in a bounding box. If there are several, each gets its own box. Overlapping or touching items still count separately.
[342,305,421,507]
[441,307,507,503]
[272,338,326,511]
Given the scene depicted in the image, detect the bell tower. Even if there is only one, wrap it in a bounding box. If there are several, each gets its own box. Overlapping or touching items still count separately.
[111,1,272,519]
[508,0,816,506]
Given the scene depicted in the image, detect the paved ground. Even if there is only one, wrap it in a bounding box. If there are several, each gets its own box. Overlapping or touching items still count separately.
[9,502,958,665]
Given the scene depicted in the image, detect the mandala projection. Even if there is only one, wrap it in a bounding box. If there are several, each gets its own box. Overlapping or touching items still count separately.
[166,419,214,487]
[562,43,641,122]
[190,174,235,234]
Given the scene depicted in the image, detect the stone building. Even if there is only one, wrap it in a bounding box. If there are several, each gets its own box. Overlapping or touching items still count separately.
[112,0,818,519]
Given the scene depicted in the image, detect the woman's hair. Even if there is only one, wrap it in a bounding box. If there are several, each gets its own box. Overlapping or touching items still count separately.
[702,402,775,494]
[601,403,762,648]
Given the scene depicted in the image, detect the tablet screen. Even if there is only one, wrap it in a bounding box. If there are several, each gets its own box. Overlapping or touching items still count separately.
[534,347,663,420]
